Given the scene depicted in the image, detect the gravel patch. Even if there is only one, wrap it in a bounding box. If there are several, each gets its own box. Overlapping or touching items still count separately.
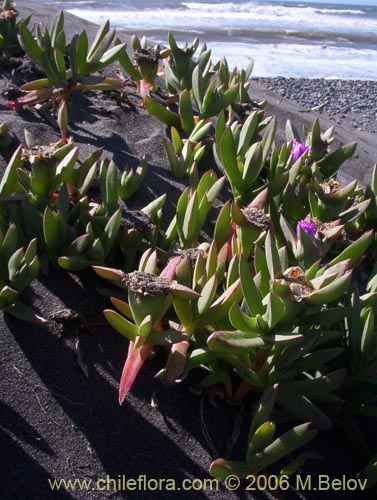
[256,78,377,134]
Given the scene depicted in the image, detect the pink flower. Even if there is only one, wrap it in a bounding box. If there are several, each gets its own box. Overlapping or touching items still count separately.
[291,139,309,162]
[296,220,316,240]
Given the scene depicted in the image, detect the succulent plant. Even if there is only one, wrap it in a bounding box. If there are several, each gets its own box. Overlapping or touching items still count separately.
[2,22,377,486]
[213,111,276,205]
[93,254,199,404]
[164,119,211,178]
[118,34,170,98]
[119,156,148,200]
[0,133,79,212]
[0,224,44,323]
[0,0,30,62]
[163,33,208,93]
[144,69,241,137]
[0,121,12,149]
[214,56,258,121]
[143,38,246,138]
[0,131,157,273]
[5,11,125,136]
[162,169,225,250]
[210,385,318,480]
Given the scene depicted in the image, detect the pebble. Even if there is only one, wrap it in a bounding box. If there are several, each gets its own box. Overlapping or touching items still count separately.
[255,77,377,134]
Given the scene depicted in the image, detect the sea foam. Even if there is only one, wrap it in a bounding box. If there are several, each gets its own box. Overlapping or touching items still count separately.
[60,0,377,79]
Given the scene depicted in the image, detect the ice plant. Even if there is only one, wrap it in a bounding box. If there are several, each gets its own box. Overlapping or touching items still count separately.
[215,57,257,121]
[0,0,30,61]
[214,113,276,205]
[93,256,199,404]
[119,156,148,200]
[163,33,202,93]
[0,121,11,149]
[134,47,160,98]
[0,225,44,323]
[20,136,79,211]
[118,34,170,98]
[291,139,309,163]
[0,133,80,211]
[117,265,178,404]
[0,136,126,272]
[5,11,125,133]
[57,100,68,144]
[163,170,225,250]
[208,220,369,403]
[210,386,318,480]
[157,242,242,394]
[1,23,377,483]
[164,119,211,178]
[230,188,270,259]
[144,39,243,137]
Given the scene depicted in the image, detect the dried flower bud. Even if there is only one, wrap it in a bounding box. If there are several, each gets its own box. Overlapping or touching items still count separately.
[241,207,271,230]
[176,247,207,267]
[134,48,160,83]
[124,271,173,296]
[121,210,153,235]
[282,267,313,302]
[320,179,340,195]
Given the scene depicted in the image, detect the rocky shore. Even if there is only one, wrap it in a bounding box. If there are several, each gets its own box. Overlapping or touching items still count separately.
[256,77,377,134]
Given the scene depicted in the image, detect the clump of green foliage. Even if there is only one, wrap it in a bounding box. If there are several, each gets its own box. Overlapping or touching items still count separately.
[0,131,155,274]
[0,122,12,149]
[0,223,43,323]
[2,16,377,490]
[94,110,377,479]
[5,11,126,140]
[0,0,30,62]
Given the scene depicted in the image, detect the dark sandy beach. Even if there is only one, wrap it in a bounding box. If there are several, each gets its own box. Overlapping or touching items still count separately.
[0,3,376,500]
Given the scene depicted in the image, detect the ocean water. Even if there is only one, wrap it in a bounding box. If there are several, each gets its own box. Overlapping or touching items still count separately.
[40,0,377,79]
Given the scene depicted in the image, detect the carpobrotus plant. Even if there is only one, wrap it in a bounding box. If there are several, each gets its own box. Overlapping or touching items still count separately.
[0,224,43,323]
[94,108,376,481]
[93,256,199,404]
[2,18,377,490]
[0,0,30,62]
[0,121,11,149]
[5,11,125,135]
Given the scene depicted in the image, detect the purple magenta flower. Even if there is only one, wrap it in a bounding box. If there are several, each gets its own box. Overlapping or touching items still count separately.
[291,139,309,162]
[296,220,316,240]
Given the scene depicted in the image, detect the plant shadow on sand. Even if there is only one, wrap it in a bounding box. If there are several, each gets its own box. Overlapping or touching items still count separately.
[1,268,253,500]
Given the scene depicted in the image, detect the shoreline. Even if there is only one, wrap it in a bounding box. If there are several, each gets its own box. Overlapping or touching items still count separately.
[27,0,377,80]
